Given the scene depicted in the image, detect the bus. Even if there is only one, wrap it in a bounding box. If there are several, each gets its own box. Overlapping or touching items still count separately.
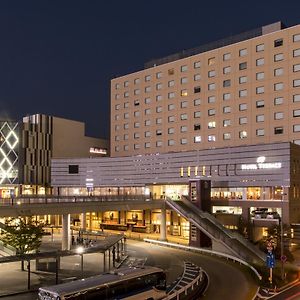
[38,266,167,300]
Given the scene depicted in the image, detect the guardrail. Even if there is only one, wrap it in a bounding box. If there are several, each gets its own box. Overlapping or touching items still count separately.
[144,238,262,281]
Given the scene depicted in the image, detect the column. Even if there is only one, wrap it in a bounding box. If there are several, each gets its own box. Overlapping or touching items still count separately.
[242,188,247,200]
[81,213,86,231]
[160,206,167,241]
[62,214,71,250]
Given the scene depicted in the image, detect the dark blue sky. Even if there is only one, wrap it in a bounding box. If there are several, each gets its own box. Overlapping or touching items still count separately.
[0,1,300,138]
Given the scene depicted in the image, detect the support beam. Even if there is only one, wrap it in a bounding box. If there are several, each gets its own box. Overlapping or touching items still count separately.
[81,213,86,231]
[160,206,167,241]
[62,214,71,250]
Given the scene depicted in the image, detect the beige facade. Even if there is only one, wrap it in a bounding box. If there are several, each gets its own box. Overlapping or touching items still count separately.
[110,22,300,157]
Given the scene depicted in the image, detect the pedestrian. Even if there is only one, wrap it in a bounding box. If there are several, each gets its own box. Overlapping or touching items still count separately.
[71,235,75,245]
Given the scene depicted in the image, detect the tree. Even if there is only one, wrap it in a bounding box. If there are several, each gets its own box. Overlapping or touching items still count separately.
[0,217,44,270]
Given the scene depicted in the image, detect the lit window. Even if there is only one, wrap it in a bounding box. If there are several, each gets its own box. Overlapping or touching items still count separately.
[256,100,264,108]
[256,115,264,122]
[194,61,201,68]
[208,57,215,65]
[274,97,283,105]
[256,44,264,52]
[223,119,231,127]
[194,98,201,106]
[156,106,163,113]
[207,121,216,129]
[208,135,216,142]
[208,96,216,103]
[274,112,284,119]
[239,48,247,56]
[156,72,162,79]
[208,83,216,91]
[256,86,265,94]
[115,94,120,100]
[274,53,283,61]
[293,34,300,42]
[223,53,231,61]
[274,68,284,76]
[239,76,247,84]
[194,74,201,81]
[256,72,264,80]
[239,103,247,111]
[181,89,188,96]
[274,38,283,47]
[208,70,216,77]
[168,80,175,87]
[115,104,120,110]
[181,65,188,72]
[223,133,231,140]
[239,117,247,124]
[115,83,120,90]
[239,89,247,97]
[208,109,215,116]
[274,82,283,91]
[239,131,247,139]
[168,69,174,75]
[256,58,264,66]
[256,129,265,136]
[194,136,201,143]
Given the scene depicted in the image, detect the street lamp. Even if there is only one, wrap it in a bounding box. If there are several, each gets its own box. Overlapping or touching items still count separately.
[76,246,84,278]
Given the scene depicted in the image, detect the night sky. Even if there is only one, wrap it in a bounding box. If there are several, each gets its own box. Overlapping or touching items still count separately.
[0,1,300,139]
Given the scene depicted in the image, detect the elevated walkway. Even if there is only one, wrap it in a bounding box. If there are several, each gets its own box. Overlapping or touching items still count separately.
[166,196,265,265]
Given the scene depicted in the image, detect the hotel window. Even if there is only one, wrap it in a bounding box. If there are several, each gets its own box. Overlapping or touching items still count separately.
[124,102,129,108]
[223,119,231,127]
[134,78,140,84]
[168,92,175,99]
[256,72,265,80]
[145,108,151,115]
[223,133,231,140]
[145,75,151,81]
[294,125,300,132]
[145,120,151,126]
[168,80,175,87]
[124,112,129,119]
[115,83,120,89]
[274,68,284,76]
[239,103,247,111]
[181,89,188,96]
[294,64,300,72]
[274,82,283,91]
[115,125,120,131]
[115,94,120,100]
[181,114,188,120]
[168,104,175,111]
[134,144,140,150]
[194,111,201,118]
[115,104,120,110]
[194,136,201,143]
[181,101,188,108]
[134,100,140,106]
[239,89,247,97]
[223,53,231,61]
[208,109,215,116]
[156,95,163,101]
[156,141,162,147]
[256,114,264,122]
[156,83,163,90]
[256,86,264,94]
[134,122,140,128]
[294,34,300,42]
[208,121,216,128]
[274,112,283,119]
[208,70,216,77]
[239,62,247,70]
[208,83,216,91]
[124,145,129,151]
[134,133,140,139]
[294,94,300,102]
[168,139,175,146]
[274,97,283,105]
[115,114,120,121]
[208,57,215,65]
[181,77,188,84]
[208,95,216,103]
[168,127,175,134]
[256,100,264,108]
[181,138,188,144]
[223,79,231,87]
[124,81,129,87]
[156,72,162,79]
[223,66,231,74]
[181,126,188,132]
[274,53,284,61]
[294,49,300,57]
[223,106,231,113]
[239,131,247,139]
[194,86,201,93]
[256,129,265,136]
[274,38,283,47]
[239,117,247,124]
[194,61,201,68]
[256,58,264,66]
[274,127,283,134]
[115,146,120,152]
[124,134,129,140]
[145,142,150,148]
[124,91,129,98]
[168,69,174,75]
[194,74,201,81]
[208,135,216,142]
[239,76,247,84]
[145,98,151,104]
[168,116,175,122]
[156,130,162,136]
[156,118,162,124]
[145,86,151,93]
[239,48,247,56]
[194,98,201,106]
[145,131,151,137]
[293,109,300,117]
[181,65,188,72]
[156,106,163,113]
[134,89,140,95]
[223,93,231,101]
[134,111,140,117]
[256,44,264,52]
[115,135,120,141]
[124,123,129,129]
[293,79,300,87]
[194,124,201,130]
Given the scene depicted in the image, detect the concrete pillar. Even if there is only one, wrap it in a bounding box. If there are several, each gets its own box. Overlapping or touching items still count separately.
[160,207,167,241]
[242,188,247,200]
[62,214,71,250]
[81,213,86,231]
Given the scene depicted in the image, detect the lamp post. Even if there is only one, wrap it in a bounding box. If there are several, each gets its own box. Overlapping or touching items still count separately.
[76,246,84,278]
[280,188,286,281]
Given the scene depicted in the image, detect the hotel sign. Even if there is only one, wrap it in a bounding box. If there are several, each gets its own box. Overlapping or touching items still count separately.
[241,156,282,170]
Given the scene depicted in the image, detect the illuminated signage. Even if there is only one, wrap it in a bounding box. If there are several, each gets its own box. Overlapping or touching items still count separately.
[89,147,107,155]
[241,156,282,170]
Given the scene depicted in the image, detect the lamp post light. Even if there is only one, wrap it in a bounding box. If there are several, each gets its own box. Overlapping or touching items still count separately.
[76,246,84,278]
